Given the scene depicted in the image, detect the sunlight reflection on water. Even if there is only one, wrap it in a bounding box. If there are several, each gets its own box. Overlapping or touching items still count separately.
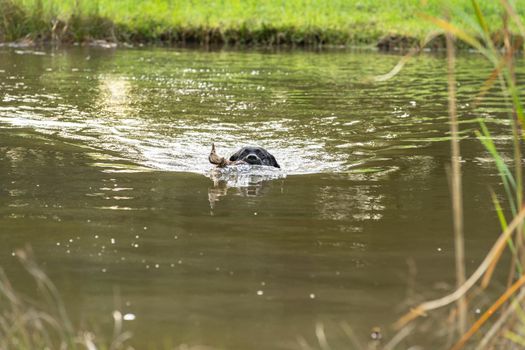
[0,109,348,175]
[0,47,506,181]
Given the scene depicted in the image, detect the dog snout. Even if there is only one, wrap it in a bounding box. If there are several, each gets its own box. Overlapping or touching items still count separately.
[246,154,259,161]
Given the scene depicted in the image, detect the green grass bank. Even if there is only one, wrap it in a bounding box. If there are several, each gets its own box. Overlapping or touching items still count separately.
[1,0,524,48]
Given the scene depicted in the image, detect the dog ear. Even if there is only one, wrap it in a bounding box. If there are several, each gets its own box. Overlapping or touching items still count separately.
[268,153,280,168]
[229,149,242,162]
[259,149,280,168]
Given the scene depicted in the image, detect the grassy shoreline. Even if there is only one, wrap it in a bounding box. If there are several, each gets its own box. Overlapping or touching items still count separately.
[1,0,524,49]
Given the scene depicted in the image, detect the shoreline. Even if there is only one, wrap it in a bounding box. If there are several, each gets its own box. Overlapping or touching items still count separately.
[2,1,521,52]
[2,26,522,52]
[0,22,423,51]
[0,33,485,52]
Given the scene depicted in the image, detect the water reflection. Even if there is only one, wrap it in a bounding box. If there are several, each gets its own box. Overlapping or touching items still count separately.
[208,181,271,209]
[98,75,132,117]
[316,184,385,222]
[206,163,286,208]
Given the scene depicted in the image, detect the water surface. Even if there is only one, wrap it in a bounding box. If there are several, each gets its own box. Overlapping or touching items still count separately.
[0,47,512,349]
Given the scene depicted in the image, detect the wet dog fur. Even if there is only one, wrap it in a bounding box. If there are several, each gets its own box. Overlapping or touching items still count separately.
[209,144,280,168]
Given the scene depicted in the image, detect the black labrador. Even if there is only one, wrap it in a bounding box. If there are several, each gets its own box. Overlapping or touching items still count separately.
[209,144,280,168]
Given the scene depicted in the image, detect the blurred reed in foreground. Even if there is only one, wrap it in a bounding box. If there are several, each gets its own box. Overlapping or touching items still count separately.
[378,1,525,349]
[0,248,132,350]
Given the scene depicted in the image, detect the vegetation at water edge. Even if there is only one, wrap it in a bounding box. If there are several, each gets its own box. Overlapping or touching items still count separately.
[1,0,524,48]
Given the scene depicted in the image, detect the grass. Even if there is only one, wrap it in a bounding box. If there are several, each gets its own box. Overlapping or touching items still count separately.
[0,0,524,47]
[0,248,132,350]
[376,1,525,349]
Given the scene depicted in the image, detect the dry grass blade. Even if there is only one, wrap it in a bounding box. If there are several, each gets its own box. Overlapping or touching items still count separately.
[81,332,98,350]
[110,330,133,350]
[476,288,525,350]
[420,14,484,52]
[472,57,507,109]
[372,49,417,82]
[0,248,136,350]
[15,248,74,338]
[383,323,415,350]
[500,0,525,44]
[394,207,525,329]
[339,322,364,350]
[0,269,20,305]
[446,27,467,335]
[297,336,315,350]
[450,274,525,350]
[315,323,331,350]
[373,32,439,82]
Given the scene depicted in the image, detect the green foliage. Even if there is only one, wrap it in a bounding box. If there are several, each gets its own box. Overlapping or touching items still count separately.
[0,0,524,45]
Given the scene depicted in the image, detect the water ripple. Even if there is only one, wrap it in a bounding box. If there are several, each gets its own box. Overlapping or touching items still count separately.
[0,48,514,178]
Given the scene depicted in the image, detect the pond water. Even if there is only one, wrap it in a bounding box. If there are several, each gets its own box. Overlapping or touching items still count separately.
[0,46,514,349]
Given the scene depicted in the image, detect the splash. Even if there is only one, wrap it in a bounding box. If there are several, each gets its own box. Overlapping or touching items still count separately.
[208,164,286,187]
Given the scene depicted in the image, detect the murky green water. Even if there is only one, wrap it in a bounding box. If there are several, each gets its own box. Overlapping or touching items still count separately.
[0,47,513,348]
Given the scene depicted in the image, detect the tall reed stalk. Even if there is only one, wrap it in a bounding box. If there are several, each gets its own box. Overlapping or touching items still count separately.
[380,1,525,348]
[446,26,467,336]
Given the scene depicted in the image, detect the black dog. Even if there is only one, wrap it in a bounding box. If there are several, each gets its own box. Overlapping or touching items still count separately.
[229,146,280,168]
[209,144,280,168]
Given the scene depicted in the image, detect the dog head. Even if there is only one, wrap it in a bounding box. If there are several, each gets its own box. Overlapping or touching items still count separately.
[229,146,280,168]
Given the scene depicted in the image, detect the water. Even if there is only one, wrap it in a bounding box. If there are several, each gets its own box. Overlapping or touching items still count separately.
[0,47,513,349]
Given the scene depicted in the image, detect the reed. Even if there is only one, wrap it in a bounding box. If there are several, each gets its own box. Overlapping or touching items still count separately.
[445,22,467,336]
[0,248,132,350]
[382,1,525,349]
